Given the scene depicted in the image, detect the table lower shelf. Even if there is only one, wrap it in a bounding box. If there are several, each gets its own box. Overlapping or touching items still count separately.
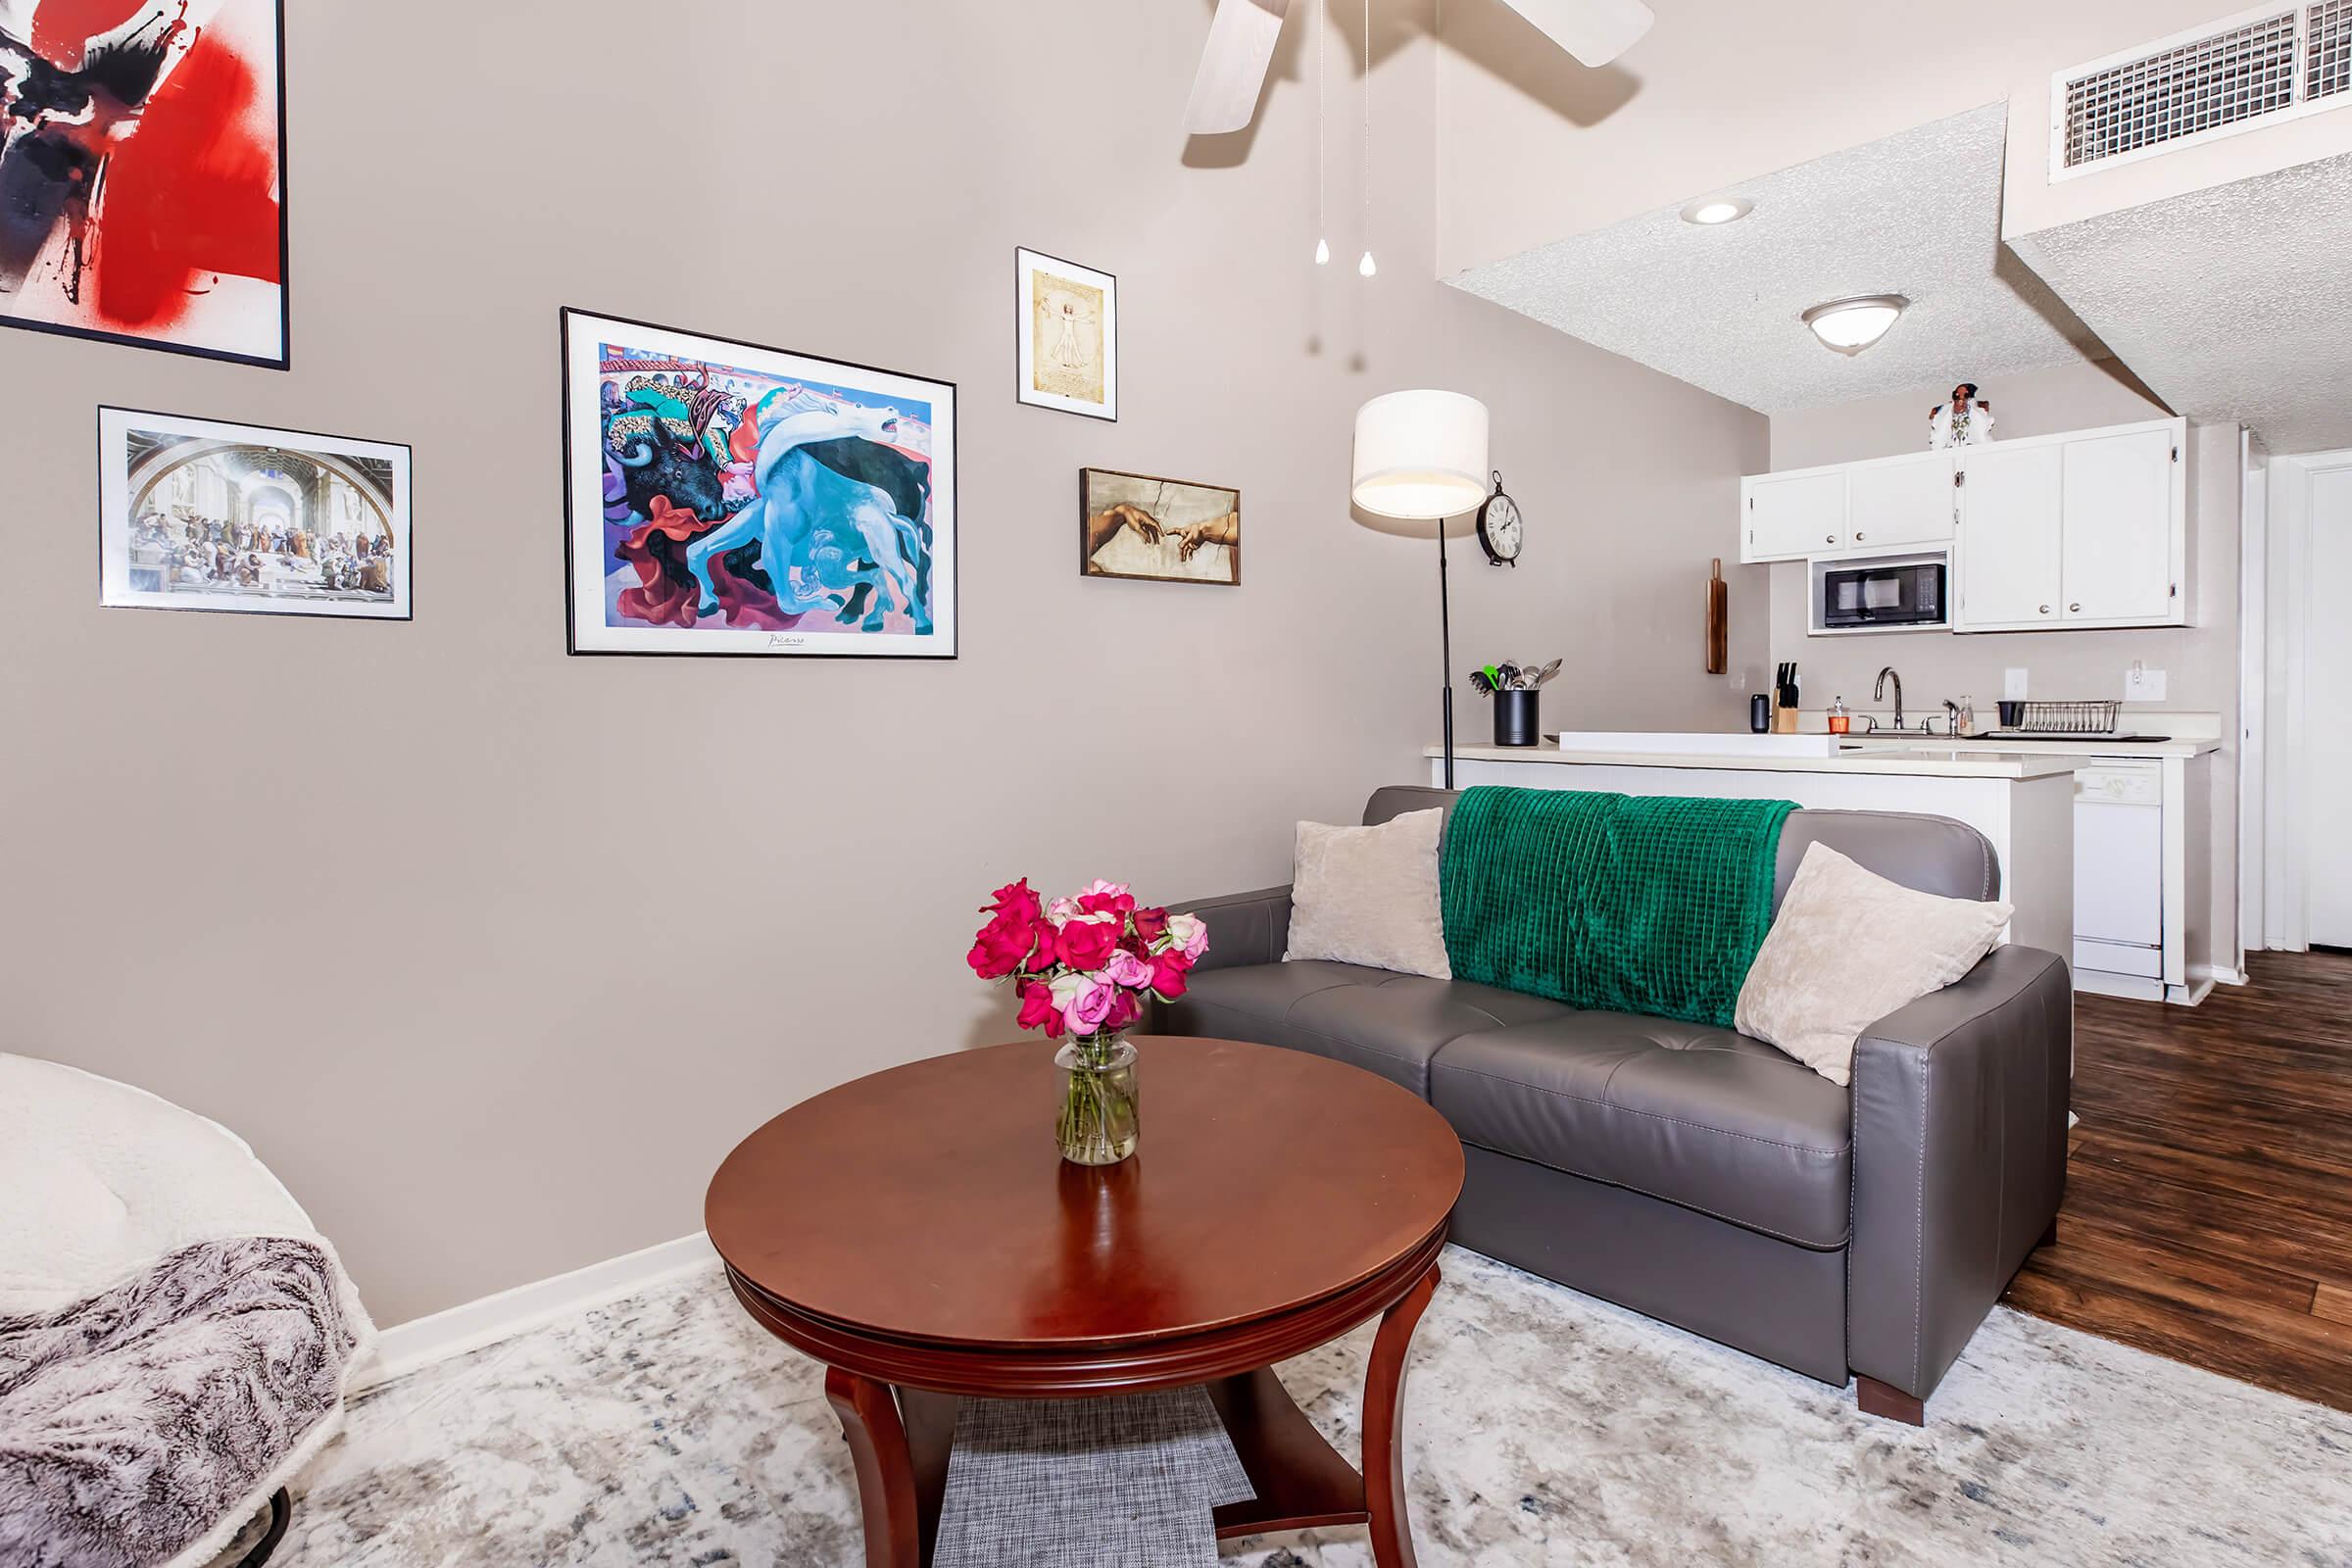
[894,1366,1367,1563]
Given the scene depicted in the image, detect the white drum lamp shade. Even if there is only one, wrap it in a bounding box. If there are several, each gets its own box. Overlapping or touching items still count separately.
[1351,391,1491,519]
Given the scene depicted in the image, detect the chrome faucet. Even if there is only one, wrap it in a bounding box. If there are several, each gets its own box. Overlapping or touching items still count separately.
[1874,666,1904,732]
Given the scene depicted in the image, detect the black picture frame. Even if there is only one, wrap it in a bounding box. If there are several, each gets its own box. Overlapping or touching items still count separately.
[0,0,292,371]
[1078,466,1241,586]
[560,306,960,660]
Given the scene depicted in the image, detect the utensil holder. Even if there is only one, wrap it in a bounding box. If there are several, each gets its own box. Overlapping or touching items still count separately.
[1494,689,1541,747]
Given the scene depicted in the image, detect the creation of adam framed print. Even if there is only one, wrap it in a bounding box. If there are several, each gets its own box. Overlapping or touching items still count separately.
[97,407,411,619]
[562,308,957,658]
[2,0,290,368]
[1080,467,1239,586]
[1016,248,1117,421]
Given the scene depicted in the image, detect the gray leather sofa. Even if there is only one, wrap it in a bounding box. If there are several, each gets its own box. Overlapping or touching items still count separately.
[1165,786,2072,1423]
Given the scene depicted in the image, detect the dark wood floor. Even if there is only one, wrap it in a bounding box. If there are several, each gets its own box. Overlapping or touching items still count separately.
[2003,950,2352,1411]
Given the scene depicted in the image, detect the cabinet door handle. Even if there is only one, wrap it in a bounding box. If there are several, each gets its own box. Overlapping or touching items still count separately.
[2069,602,2082,612]
[2039,604,2052,614]
[1854,530,1866,541]
[1826,534,1836,545]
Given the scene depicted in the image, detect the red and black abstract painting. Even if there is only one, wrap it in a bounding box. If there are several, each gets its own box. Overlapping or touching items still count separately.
[0,0,285,367]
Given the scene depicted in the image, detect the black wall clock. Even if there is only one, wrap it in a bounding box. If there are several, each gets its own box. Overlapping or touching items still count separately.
[1476,471,1522,567]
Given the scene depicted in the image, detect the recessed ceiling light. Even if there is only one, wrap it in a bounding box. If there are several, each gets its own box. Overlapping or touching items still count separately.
[1801,294,1909,355]
[1680,197,1754,226]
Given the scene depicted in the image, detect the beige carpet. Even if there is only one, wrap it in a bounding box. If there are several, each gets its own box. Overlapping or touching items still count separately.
[254,1247,2352,1566]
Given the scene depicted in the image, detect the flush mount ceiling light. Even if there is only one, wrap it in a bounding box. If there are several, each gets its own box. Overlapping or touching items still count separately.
[1802,294,1909,356]
[1679,196,1753,225]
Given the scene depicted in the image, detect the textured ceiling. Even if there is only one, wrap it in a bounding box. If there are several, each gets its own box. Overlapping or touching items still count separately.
[2006,151,2352,455]
[1446,103,2108,415]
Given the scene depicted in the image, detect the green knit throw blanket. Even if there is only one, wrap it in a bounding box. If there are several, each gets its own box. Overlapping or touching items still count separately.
[1440,787,1799,1028]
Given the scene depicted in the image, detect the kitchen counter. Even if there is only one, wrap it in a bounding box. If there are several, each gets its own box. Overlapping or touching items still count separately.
[1428,742,2080,781]
[1840,736,2220,760]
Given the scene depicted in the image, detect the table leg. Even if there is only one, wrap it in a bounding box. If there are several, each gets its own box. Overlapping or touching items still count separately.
[1361,1260,1441,1568]
[825,1366,920,1568]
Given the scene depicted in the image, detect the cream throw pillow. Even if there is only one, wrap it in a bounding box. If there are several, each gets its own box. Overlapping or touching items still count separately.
[1736,842,2013,1086]
[1284,809,1452,979]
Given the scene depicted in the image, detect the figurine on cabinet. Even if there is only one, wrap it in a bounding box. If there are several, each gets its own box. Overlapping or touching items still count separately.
[1928,382,1995,449]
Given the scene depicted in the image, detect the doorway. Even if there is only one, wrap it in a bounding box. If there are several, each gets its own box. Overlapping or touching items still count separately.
[2266,450,2352,951]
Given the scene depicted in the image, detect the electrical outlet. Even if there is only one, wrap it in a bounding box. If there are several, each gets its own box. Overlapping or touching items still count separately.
[2003,668,2030,701]
[2124,663,2168,703]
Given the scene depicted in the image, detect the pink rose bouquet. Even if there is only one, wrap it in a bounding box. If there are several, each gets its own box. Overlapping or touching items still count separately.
[965,877,1208,1047]
[968,878,1207,1164]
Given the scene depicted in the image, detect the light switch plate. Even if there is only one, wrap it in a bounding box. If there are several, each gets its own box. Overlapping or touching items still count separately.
[2003,667,2030,701]
[2125,664,2168,703]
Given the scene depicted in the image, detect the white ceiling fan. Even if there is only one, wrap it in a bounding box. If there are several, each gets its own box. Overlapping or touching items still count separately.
[1182,0,1654,134]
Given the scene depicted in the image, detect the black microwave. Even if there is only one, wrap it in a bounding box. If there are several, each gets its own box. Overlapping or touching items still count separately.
[1821,560,1945,628]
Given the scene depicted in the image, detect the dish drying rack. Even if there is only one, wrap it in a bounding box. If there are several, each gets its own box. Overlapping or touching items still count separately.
[2009,700,2121,734]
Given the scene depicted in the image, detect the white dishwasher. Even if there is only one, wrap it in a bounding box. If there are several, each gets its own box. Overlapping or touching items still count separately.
[2074,760,2164,992]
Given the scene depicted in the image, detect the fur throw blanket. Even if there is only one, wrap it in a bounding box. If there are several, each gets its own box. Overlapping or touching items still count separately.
[0,1238,365,1568]
[0,1054,375,1568]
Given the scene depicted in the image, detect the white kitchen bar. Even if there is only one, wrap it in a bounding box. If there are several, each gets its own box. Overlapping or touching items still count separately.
[1426,739,2078,968]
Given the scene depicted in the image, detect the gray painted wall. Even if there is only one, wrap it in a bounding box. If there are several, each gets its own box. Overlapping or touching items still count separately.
[0,1,1765,1323]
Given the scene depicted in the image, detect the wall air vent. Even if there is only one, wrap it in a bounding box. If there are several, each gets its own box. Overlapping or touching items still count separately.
[2315,0,2352,98]
[2053,5,2352,178]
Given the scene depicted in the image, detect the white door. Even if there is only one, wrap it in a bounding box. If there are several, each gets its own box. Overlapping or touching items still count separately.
[1744,470,1845,562]
[1846,451,1956,551]
[2310,467,2352,948]
[1956,443,2063,629]
[2063,426,2178,622]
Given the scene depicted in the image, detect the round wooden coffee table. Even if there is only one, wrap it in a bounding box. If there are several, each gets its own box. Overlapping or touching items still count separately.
[707,1034,1463,1568]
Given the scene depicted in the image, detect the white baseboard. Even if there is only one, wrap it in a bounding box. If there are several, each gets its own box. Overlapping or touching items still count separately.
[2192,962,2249,988]
[2077,969,2165,1004]
[356,1230,717,1391]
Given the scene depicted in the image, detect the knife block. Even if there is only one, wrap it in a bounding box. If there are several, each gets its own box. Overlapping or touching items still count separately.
[1773,703,1798,734]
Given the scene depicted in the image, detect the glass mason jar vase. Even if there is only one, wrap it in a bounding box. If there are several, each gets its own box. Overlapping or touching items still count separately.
[1054,1034,1140,1165]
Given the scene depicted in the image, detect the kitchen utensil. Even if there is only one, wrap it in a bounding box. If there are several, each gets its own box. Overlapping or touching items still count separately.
[1467,668,1495,696]
[1705,559,1728,674]
[1495,662,1524,690]
[1774,662,1799,733]
[1528,659,1562,687]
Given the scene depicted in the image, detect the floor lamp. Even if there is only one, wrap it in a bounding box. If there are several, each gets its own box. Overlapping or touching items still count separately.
[1351,390,1493,790]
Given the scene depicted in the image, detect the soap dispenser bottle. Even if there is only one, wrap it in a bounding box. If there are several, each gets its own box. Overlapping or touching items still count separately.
[1956,694,1976,737]
[1827,696,1851,735]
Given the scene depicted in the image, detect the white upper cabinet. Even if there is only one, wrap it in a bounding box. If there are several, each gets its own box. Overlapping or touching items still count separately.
[1741,416,2189,632]
[1741,469,1846,562]
[1954,416,2186,633]
[1954,443,2065,628]
[1844,450,1957,552]
[2060,426,2180,624]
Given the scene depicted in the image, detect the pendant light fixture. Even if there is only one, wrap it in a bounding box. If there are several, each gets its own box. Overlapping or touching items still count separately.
[1357,0,1375,278]
[1313,0,1330,266]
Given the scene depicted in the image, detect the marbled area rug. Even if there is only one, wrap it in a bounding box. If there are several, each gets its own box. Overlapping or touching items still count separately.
[254,1248,2352,1567]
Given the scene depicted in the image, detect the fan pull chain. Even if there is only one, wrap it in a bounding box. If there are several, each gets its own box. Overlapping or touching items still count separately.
[1364,0,1373,275]
[1358,0,1376,276]
[1314,0,1330,266]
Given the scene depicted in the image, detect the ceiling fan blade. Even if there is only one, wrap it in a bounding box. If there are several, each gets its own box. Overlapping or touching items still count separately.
[1183,0,1293,135]
[1494,0,1654,68]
